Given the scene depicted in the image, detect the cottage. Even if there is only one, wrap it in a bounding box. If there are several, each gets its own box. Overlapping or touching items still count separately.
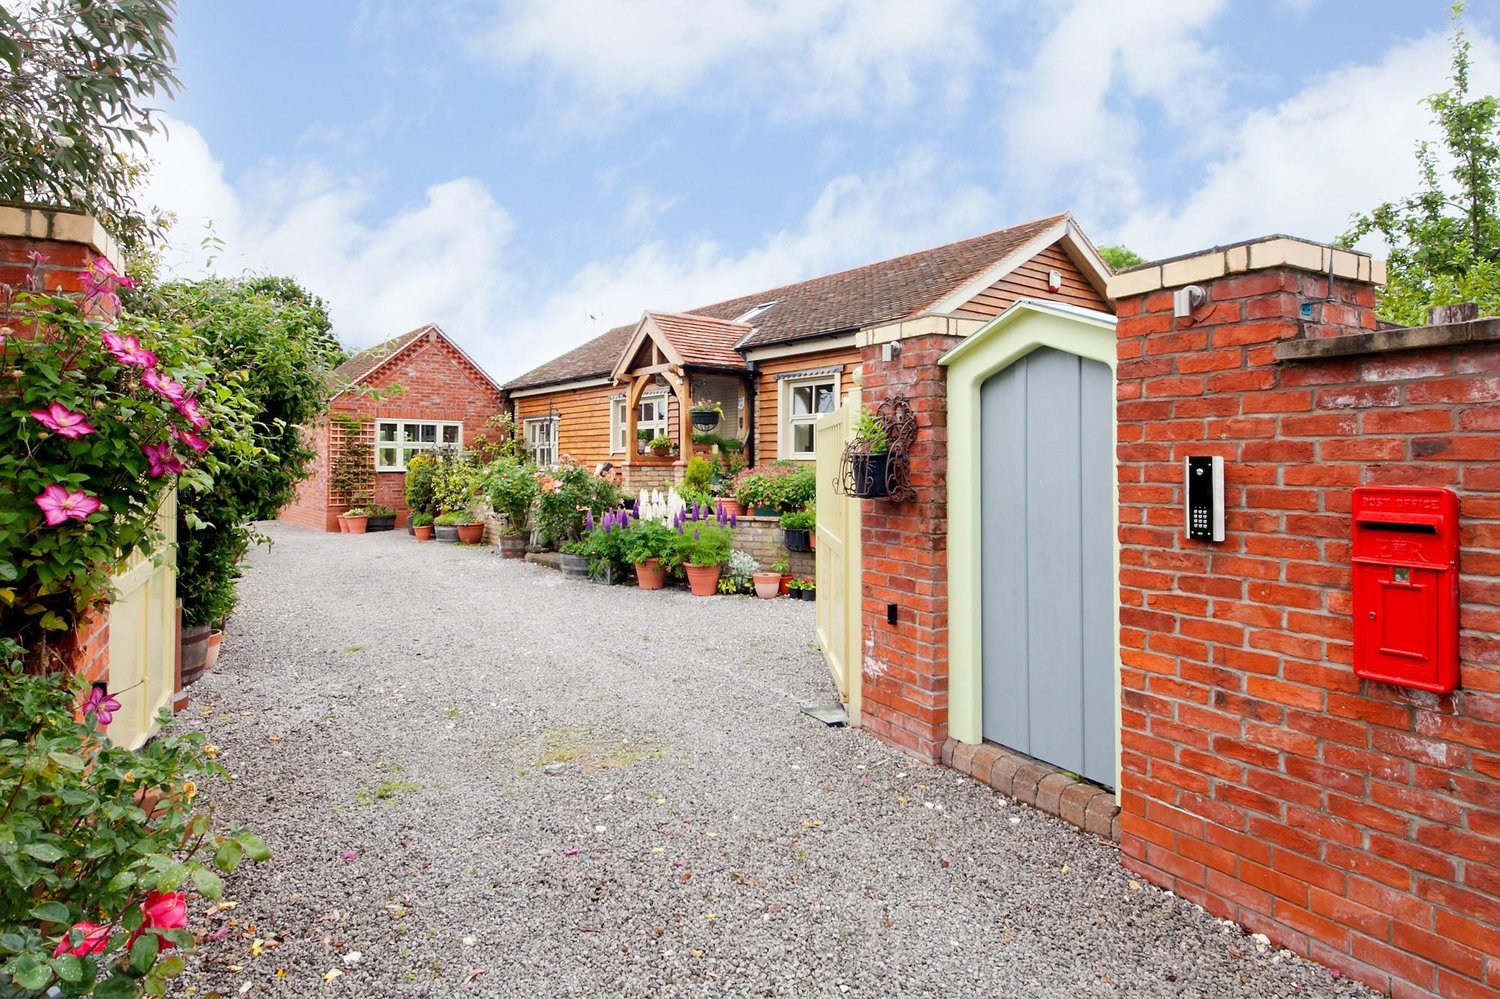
[503,213,1113,490]
[280,324,506,531]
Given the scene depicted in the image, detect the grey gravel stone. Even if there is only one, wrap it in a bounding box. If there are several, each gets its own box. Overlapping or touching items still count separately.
[171,524,1376,998]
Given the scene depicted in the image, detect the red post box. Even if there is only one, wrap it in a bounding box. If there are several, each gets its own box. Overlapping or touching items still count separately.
[1351,486,1460,693]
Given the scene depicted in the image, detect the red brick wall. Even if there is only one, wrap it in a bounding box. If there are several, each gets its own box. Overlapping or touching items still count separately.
[857,335,962,762]
[1114,264,1500,997]
[278,330,505,530]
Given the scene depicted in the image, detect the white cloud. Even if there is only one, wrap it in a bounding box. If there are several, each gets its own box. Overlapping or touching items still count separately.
[1004,0,1230,200]
[140,119,1009,383]
[1114,28,1500,258]
[142,116,516,363]
[501,149,1006,374]
[468,0,986,125]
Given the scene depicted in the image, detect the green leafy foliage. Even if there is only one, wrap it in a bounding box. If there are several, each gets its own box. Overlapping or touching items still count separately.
[0,640,269,997]
[672,523,733,568]
[0,278,242,647]
[1344,3,1500,325]
[328,426,374,509]
[0,1,180,258]
[428,450,483,518]
[731,462,814,511]
[534,460,620,548]
[779,510,814,531]
[483,456,538,530]
[621,520,677,566]
[853,408,889,455]
[1098,245,1147,272]
[402,454,439,518]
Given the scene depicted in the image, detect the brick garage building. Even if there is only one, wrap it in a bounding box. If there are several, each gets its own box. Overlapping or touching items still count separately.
[1104,237,1500,998]
[280,324,506,531]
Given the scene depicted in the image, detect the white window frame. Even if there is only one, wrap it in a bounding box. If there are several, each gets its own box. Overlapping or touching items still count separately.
[525,416,559,467]
[374,419,463,472]
[609,391,669,454]
[779,370,841,460]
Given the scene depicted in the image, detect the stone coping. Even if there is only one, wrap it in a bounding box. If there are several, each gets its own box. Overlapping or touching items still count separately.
[1275,315,1500,361]
[0,202,122,270]
[1107,234,1384,299]
[943,738,1120,842]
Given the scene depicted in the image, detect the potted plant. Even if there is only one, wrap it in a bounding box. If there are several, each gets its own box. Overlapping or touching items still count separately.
[673,522,732,596]
[433,511,462,542]
[623,519,676,590]
[649,434,675,458]
[485,456,537,559]
[404,453,438,532]
[411,511,435,540]
[850,407,891,498]
[559,540,589,579]
[581,508,633,584]
[344,507,370,534]
[690,400,723,430]
[455,515,485,544]
[780,509,814,552]
[366,504,397,532]
[719,550,758,595]
[772,554,793,596]
[752,566,782,599]
[734,467,782,517]
[801,578,817,601]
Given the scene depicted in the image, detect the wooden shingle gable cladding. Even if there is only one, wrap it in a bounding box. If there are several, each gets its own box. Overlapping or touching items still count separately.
[501,214,1117,471]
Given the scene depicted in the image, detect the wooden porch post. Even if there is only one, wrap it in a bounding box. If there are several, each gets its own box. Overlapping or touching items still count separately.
[675,371,692,465]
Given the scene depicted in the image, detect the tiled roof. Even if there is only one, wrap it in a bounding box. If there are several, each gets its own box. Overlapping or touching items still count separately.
[647,311,751,369]
[506,323,636,390]
[505,213,1071,388]
[333,325,433,385]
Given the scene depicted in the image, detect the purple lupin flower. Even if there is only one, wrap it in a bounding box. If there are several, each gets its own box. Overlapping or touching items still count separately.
[586,509,595,532]
[730,512,737,528]
[632,499,641,518]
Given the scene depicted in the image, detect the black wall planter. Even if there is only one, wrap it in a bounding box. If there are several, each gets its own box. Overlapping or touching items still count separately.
[849,452,891,498]
[783,528,812,552]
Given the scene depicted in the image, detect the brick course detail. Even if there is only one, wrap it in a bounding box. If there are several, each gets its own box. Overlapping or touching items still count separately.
[1113,256,1500,998]
[858,336,961,763]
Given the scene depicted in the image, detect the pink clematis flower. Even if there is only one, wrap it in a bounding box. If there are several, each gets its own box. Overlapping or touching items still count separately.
[52,921,111,958]
[82,685,122,727]
[175,428,210,453]
[141,441,184,478]
[141,368,185,403]
[102,331,157,368]
[174,396,210,430]
[132,891,187,951]
[35,485,100,526]
[30,402,96,438]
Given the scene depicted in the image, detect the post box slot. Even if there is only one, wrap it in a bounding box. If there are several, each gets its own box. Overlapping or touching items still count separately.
[1352,514,1441,531]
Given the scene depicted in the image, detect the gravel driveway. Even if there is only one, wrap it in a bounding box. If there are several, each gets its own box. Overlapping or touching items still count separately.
[173,523,1372,998]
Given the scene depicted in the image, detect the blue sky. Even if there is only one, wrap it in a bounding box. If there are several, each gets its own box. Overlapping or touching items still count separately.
[141,1,1498,379]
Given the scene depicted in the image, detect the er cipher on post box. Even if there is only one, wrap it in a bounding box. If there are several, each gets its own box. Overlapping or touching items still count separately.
[1351,486,1460,693]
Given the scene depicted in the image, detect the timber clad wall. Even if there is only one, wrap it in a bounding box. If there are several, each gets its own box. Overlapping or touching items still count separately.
[515,382,619,467]
[1112,250,1500,999]
[752,345,861,463]
[954,242,1109,319]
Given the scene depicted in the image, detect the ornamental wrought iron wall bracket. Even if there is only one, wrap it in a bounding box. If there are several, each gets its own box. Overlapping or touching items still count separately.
[835,395,916,502]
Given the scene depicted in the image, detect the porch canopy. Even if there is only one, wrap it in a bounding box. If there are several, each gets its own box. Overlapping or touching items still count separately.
[611,310,752,465]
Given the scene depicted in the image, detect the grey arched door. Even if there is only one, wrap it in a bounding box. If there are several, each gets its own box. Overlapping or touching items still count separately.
[980,347,1115,787]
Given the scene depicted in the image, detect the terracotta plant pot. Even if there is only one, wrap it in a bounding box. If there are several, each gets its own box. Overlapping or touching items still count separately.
[413,525,434,541]
[651,444,674,458]
[779,573,793,596]
[752,571,782,599]
[345,515,369,534]
[456,523,484,544]
[496,532,527,559]
[716,498,744,519]
[684,563,722,597]
[337,515,349,533]
[634,558,667,590]
[203,629,224,671]
[810,531,816,551]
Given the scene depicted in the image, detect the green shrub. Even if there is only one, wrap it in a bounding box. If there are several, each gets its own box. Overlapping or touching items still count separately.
[780,510,814,531]
[0,640,269,997]
[410,512,434,527]
[535,461,619,548]
[403,453,439,516]
[433,512,462,527]
[429,450,482,515]
[673,523,732,567]
[622,520,677,565]
[683,456,714,495]
[484,456,537,531]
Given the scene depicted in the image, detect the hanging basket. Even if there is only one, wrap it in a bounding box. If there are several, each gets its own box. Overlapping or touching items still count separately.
[836,396,915,502]
[848,453,891,499]
[690,407,721,431]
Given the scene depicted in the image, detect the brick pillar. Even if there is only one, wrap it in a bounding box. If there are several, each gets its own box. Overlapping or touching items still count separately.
[857,334,963,762]
[1108,237,1500,997]
[2,204,123,682]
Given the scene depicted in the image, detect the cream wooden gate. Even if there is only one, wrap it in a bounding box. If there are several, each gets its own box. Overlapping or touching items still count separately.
[105,490,178,750]
[815,384,862,724]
